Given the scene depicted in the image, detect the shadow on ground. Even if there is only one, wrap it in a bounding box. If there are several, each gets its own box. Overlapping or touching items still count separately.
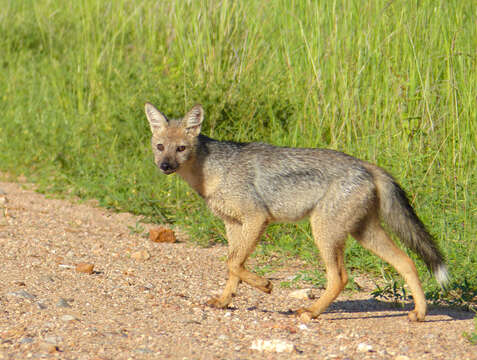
[243,298,475,321]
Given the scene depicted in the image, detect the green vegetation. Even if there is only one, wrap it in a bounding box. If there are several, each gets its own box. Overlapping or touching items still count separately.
[464,317,477,344]
[0,1,475,304]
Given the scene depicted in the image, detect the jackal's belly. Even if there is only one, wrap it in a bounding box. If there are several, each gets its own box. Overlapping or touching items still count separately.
[256,186,325,222]
[265,196,319,222]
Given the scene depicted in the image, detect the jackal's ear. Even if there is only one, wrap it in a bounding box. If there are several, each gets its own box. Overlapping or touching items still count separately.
[145,102,168,132]
[183,104,203,136]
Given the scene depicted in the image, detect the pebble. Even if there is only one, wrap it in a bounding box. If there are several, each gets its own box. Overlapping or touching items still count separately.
[58,264,75,269]
[250,339,295,353]
[36,301,47,310]
[75,262,94,274]
[395,356,411,360]
[60,314,77,322]
[143,282,155,290]
[289,288,313,300]
[149,227,176,243]
[20,337,34,344]
[7,290,36,300]
[135,348,154,354]
[357,342,373,352]
[298,312,312,323]
[131,250,151,260]
[42,274,55,283]
[56,298,71,308]
[44,336,62,345]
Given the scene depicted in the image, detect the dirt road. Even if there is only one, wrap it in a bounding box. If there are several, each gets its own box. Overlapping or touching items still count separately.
[0,180,474,359]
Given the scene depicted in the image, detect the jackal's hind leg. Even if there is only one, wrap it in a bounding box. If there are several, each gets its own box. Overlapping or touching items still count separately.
[353,216,427,321]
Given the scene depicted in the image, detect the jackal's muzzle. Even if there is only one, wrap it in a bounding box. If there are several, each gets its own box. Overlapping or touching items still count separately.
[158,161,178,175]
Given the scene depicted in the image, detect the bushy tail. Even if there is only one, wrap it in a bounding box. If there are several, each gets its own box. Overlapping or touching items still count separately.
[366,164,449,287]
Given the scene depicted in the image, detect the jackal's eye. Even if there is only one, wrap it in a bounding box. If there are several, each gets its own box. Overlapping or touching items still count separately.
[176,145,186,152]
[156,144,164,151]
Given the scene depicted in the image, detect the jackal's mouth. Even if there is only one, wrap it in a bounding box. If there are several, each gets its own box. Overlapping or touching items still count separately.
[161,168,177,175]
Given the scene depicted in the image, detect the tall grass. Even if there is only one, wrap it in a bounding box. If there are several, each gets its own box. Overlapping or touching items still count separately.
[0,0,475,294]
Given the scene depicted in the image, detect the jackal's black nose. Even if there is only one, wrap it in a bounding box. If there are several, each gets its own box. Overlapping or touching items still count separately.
[160,162,172,172]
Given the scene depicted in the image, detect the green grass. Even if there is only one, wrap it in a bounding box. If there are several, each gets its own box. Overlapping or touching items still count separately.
[0,0,476,305]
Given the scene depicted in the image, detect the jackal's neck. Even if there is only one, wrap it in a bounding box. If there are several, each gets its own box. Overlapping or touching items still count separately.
[176,134,225,198]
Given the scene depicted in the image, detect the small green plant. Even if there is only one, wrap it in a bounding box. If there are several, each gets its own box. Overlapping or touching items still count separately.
[280,281,293,288]
[254,264,274,277]
[127,222,145,236]
[463,315,477,345]
[293,270,327,288]
[464,316,477,345]
[426,278,477,311]
[371,272,410,304]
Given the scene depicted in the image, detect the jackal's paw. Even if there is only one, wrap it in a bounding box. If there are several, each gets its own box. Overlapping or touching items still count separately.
[408,310,425,322]
[295,308,317,323]
[258,280,273,294]
[206,297,230,309]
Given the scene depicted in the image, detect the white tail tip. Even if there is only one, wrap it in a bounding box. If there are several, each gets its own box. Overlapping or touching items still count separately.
[435,264,450,287]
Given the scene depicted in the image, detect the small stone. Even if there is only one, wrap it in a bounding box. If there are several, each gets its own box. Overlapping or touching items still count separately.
[143,282,155,290]
[56,298,71,308]
[36,302,47,310]
[7,290,36,300]
[250,339,295,353]
[149,227,176,243]
[58,264,75,269]
[131,250,150,260]
[20,337,34,344]
[135,348,153,354]
[44,335,62,345]
[395,356,411,360]
[298,312,312,323]
[289,289,313,300]
[60,314,77,322]
[75,263,94,274]
[357,343,373,352]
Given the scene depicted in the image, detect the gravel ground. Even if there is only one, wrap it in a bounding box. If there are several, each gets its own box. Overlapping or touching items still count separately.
[0,180,475,359]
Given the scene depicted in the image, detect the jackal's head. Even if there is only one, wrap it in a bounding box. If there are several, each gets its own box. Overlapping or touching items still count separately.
[144,103,203,175]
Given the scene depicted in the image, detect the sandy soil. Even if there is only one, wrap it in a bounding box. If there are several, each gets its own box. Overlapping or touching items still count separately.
[0,180,475,359]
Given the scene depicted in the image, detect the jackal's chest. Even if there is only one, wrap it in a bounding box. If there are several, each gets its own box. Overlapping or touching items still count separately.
[178,169,221,199]
[202,191,241,222]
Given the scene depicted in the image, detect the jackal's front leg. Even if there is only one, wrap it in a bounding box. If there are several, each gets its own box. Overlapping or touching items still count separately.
[207,218,270,309]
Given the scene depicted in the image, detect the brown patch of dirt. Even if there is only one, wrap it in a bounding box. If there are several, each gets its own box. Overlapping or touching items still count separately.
[0,181,474,359]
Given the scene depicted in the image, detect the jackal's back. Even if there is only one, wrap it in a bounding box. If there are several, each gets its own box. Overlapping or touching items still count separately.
[199,136,376,222]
